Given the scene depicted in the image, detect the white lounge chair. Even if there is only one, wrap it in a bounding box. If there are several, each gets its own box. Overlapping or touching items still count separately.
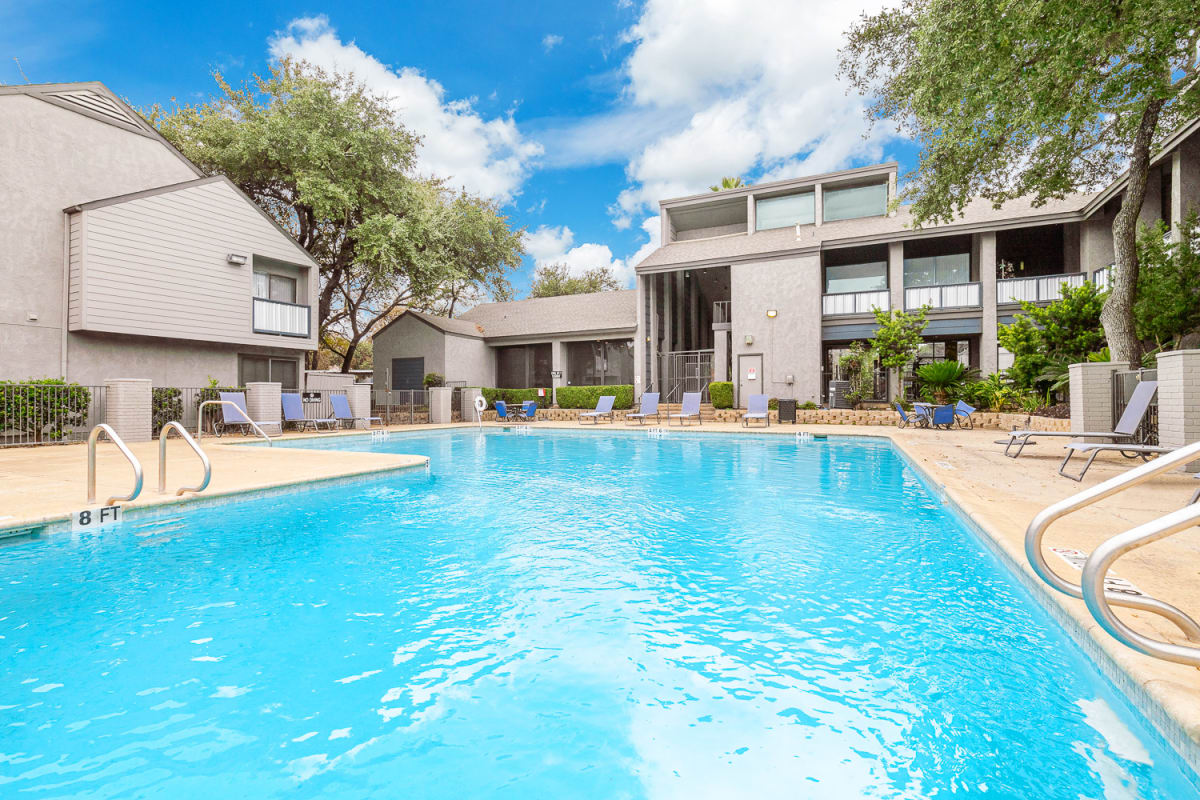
[742,394,769,427]
[670,392,702,426]
[580,395,616,424]
[625,392,660,425]
[1004,381,1158,459]
[282,392,337,432]
[216,391,283,436]
[330,393,383,428]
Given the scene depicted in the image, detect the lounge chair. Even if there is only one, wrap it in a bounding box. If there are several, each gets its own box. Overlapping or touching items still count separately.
[930,404,957,430]
[215,391,282,436]
[580,395,616,424]
[625,392,661,425]
[742,394,769,427]
[954,400,976,429]
[895,403,925,429]
[670,392,702,426]
[1003,381,1158,459]
[520,401,538,422]
[281,392,336,432]
[1056,440,1174,482]
[330,393,383,429]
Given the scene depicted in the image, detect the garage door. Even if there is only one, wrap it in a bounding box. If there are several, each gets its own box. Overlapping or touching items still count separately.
[390,357,425,390]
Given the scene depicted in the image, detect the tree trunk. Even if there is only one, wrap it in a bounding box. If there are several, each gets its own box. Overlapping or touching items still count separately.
[1101,100,1164,366]
[340,341,357,373]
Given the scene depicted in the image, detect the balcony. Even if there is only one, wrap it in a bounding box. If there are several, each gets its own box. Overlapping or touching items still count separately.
[252,297,311,337]
[997,272,1086,305]
[1092,265,1114,292]
[904,282,981,311]
[822,290,889,317]
[712,300,731,326]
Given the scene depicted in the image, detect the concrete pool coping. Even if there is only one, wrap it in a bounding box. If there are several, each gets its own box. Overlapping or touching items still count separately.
[2,420,1200,771]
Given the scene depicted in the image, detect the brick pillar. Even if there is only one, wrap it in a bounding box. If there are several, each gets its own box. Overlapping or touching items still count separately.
[1069,361,1128,441]
[428,386,452,424]
[462,388,483,421]
[245,382,281,426]
[104,378,152,442]
[346,383,372,427]
[1155,349,1200,472]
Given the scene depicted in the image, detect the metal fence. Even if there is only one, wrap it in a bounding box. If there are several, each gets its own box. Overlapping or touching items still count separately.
[821,369,888,406]
[659,350,715,404]
[154,386,249,436]
[0,382,106,447]
[1112,369,1158,445]
[371,389,430,424]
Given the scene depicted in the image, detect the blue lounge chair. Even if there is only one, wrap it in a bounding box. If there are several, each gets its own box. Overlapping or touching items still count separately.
[742,394,769,427]
[930,404,956,429]
[580,395,616,424]
[330,393,383,429]
[625,392,661,425]
[520,401,538,421]
[670,392,702,426]
[281,392,336,432]
[1005,381,1158,458]
[495,400,511,421]
[954,400,976,429]
[895,403,925,429]
[216,391,282,436]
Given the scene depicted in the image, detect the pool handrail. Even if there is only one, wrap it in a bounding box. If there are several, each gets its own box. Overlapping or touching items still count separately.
[158,421,212,496]
[87,424,144,506]
[1024,438,1200,653]
[196,400,273,446]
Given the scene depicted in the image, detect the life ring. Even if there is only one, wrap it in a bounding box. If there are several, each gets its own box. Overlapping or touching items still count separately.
[473,395,487,414]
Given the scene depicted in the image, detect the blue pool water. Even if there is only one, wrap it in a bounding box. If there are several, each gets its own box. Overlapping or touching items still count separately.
[2,429,1198,798]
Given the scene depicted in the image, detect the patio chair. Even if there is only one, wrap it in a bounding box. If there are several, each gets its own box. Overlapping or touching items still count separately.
[580,395,616,424]
[1003,381,1158,459]
[520,401,538,422]
[215,391,282,437]
[1055,440,1174,482]
[895,403,926,429]
[742,394,769,427]
[954,400,976,429]
[281,392,336,432]
[330,393,383,429]
[930,404,957,430]
[495,400,512,421]
[670,392,702,426]
[625,392,661,425]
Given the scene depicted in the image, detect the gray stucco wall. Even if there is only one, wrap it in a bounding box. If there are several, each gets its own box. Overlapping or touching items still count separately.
[0,94,199,379]
[371,315,449,389]
[730,254,823,406]
[443,334,495,386]
[62,332,301,387]
[1080,206,1116,273]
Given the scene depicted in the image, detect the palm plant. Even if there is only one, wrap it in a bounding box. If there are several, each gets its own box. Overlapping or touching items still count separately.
[915,360,968,403]
[709,176,745,192]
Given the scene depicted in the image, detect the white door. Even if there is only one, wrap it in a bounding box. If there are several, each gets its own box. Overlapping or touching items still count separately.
[737,354,763,408]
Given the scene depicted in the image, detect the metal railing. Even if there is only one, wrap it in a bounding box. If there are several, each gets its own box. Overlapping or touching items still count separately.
[904,282,981,310]
[821,368,888,406]
[1,382,106,447]
[713,300,731,325]
[87,424,143,505]
[158,421,211,496]
[195,400,273,445]
[1112,369,1158,445]
[1026,439,1200,666]
[371,389,430,424]
[1092,265,1114,292]
[659,350,714,404]
[997,272,1087,304]
[251,297,311,337]
[821,289,889,316]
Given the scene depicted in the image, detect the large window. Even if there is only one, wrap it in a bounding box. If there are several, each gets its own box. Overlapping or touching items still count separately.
[823,183,887,222]
[497,344,552,389]
[825,262,887,293]
[253,271,297,303]
[756,192,815,230]
[567,339,634,386]
[904,253,970,287]
[237,355,299,388]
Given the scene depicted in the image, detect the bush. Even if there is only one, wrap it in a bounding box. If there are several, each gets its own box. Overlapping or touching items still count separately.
[555,384,634,410]
[423,372,445,388]
[799,400,818,410]
[480,387,553,408]
[708,381,734,409]
[0,379,92,442]
[152,387,183,433]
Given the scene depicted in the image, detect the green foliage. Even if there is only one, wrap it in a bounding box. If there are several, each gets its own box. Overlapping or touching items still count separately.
[838,341,877,405]
[709,177,745,192]
[152,387,183,434]
[1135,212,1200,348]
[480,388,553,408]
[915,360,967,402]
[554,385,634,410]
[799,401,818,410]
[708,381,734,409]
[530,263,622,298]
[0,379,92,442]
[870,307,927,370]
[998,282,1107,392]
[423,372,445,388]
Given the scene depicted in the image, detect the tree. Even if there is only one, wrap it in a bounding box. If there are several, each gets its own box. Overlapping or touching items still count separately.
[1135,211,1200,348]
[840,1,1200,365]
[870,306,927,370]
[529,263,622,297]
[998,282,1107,390]
[149,60,524,372]
[709,176,745,192]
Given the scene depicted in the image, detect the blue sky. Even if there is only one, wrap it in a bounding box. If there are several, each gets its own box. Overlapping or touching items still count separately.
[1,0,918,296]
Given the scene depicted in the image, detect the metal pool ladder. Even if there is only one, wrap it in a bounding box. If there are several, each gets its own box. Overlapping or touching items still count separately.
[87,424,144,505]
[1025,438,1200,666]
[158,421,211,496]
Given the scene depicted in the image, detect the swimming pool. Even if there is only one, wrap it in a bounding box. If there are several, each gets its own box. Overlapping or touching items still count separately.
[2,429,1197,798]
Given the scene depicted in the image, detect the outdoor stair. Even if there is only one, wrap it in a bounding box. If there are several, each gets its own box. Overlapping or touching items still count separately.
[658,402,719,421]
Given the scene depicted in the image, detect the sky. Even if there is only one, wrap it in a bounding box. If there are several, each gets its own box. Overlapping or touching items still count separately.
[0,0,919,296]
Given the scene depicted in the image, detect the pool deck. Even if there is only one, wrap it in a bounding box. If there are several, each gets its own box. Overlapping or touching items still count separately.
[2,419,1200,763]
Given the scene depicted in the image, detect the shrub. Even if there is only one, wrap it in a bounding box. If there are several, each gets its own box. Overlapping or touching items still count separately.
[423,372,445,388]
[0,379,93,442]
[555,384,634,410]
[708,381,734,409]
[480,387,553,408]
[152,387,183,433]
[915,360,968,403]
[799,400,818,410]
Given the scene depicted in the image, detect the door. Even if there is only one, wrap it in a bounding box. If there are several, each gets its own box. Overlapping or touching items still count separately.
[737,354,763,409]
[390,357,425,390]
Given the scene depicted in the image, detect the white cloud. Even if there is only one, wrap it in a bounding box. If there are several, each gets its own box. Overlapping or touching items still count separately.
[268,16,541,203]
[542,34,563,52]
[526,225,639,288]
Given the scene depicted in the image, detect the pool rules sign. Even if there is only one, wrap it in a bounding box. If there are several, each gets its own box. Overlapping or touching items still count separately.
[72,505,123,532]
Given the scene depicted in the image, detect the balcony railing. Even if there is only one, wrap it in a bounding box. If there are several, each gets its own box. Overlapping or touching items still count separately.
[252,297,311,337]
[822,289,889,316]
[713,300,731,325]
[904,281,981,311]
[1092,265,1114,292]
[996,272,1087,304]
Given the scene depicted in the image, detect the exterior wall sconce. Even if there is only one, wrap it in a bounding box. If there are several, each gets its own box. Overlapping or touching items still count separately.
[226,253,248,266]
[766,309,778,318]
[744,334,754,346]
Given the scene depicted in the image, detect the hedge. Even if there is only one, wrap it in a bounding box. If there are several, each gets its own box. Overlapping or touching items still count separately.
[481,387,553,408]
[152,386,183,433]
[708,381,733,409]
[555,384,634,410]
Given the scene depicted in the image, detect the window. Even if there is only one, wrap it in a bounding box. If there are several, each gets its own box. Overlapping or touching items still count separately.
[756,192,815,230]
[253,271,298,304]
[825,262,887,294]
[903,252,970,287]
[496,344,552,388]
[823,183,887,222]
[237,355,299,388]
[390,357,424,390]
[566,339,634,386]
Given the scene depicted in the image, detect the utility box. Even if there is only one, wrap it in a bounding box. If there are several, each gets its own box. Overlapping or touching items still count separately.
[778,398,797,424]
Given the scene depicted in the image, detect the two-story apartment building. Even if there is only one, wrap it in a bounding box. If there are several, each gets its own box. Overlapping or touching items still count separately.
[633,118,1200,406]
[0,82,320,388]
